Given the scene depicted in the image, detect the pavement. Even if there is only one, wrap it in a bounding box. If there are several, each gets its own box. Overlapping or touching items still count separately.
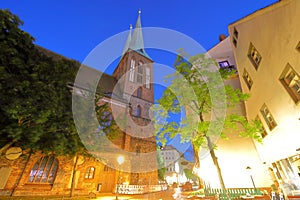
[95,190,182,200]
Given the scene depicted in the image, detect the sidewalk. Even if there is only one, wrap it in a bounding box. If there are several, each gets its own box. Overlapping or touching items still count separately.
[95,190,176,200]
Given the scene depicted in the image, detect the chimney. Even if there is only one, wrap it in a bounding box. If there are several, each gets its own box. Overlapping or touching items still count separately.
[219,34,227,42]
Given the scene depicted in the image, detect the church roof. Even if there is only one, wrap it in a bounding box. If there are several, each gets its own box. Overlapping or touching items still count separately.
[122,11,152,61]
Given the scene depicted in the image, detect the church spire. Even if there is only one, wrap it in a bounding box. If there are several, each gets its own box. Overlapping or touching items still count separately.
[122,24,132,56]
[123,10,151,60]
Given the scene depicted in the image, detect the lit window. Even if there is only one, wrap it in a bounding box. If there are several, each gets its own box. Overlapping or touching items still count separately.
[242,69,253,90]
[129,59,135,82]
[85,167,95,179]
[260,104,277,131]
[218,61,230,68]
[255,116,268,138]
[137,62,143,84]
[248,43,262,69]
[28,155,58,184]
[280,63,300,103]
[145,67,150,89]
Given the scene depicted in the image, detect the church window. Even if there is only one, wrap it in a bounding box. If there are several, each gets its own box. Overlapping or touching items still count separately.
[137,87,142,98]
[136,105,142,117]
[28,155,58,184]
[85,167,95,179]
[137,62,143,84]
[129,59,136,82]
[145,67,150,89]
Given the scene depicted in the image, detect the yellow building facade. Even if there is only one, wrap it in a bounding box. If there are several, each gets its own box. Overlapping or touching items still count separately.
[228,0,300,196]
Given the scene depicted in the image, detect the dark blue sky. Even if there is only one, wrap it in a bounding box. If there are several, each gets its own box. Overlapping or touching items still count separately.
[1,0,278,161]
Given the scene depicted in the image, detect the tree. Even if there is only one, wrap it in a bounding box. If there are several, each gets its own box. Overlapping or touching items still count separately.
[156,146,166,181]
[0,9,115,156]
[153,51,263,191]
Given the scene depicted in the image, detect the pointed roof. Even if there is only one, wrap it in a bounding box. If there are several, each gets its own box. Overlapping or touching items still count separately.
[122,10,152,61]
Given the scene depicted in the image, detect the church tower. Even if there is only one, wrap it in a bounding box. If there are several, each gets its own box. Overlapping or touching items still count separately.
[112,11,157,185]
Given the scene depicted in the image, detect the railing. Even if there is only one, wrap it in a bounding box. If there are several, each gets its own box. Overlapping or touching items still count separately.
[115,184,168,194]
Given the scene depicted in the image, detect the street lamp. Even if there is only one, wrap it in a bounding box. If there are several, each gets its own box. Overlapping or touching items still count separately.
[246,166,257,194]
[116,155,124,200]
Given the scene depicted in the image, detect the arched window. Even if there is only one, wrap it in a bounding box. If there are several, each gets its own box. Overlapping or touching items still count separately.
[145,67,150,89]
[136,105,142,117]
[85,167,95,179]
[137,61,143,84]
[137,87,142,98]
[129,59,135,82]
[28,155,58,184]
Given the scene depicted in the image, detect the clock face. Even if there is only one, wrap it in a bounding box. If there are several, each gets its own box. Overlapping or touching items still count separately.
[5,147,22,160]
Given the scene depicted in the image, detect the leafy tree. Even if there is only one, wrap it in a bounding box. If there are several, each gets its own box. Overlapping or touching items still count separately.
[156,146,166,181]
[153,51,263,191]
[0,9,115,157]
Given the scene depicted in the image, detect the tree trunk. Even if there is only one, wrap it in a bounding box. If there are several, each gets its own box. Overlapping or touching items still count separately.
[70,154,78,197]
[206,136,227,191]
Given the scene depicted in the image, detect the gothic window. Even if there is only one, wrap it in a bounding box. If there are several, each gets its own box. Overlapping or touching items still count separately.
[137,87,142,98]
[129,59,136,82]
[85,167,95,179]
[145,67,150,89]
[28,155,58,184]
[136,105,142,117]
[137,62,143,84]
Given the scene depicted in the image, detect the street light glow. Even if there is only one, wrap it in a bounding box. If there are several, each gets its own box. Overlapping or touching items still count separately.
[117,155,124,165]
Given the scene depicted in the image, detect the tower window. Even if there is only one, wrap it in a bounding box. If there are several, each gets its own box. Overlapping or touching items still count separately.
[279,63,300,103]
[242,69,253,90]
[136,105,142,117]
[137,87,142,98]
[260,104,277,131]
[28,155,58,184]
[85,167,95,179]
[137,62,143,84]
[248,43,262,69]
[129,59,136,82]
[145,67,150,89]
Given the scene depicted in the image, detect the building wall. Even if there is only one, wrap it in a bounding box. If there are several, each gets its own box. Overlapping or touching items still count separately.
[198,37,272,188]
[228,0,300,195]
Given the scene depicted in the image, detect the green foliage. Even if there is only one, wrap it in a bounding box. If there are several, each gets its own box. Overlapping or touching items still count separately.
[153,50,264,160]
[0,9,114,156]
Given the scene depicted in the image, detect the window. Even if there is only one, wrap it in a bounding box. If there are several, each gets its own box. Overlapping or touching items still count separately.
[137,62,143,84]
[260,104,277,131]
[242,69,253,90]
[136,105,141,117]
[85,167,95,179]
[279,63,300,103]
[296,41,300,52]
[248,43,262,69]
[255,116,268,138]
[129,59,135,82]
[137,87,142,98]
[145,67,150,89]
[104,165,113,172]
[233,27,239,39]
[232,27,238,48]
[218,61,230,68]
[28,155,58,184]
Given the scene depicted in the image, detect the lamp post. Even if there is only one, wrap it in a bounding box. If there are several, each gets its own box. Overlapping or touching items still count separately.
[246,166,257,193]
[116,155,124,200]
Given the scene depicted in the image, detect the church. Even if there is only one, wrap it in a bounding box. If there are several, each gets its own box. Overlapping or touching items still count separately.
[0,11,158,197]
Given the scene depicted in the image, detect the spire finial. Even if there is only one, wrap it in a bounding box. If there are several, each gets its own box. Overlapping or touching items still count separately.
[130,24,133,29]
[138,9,141,14]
